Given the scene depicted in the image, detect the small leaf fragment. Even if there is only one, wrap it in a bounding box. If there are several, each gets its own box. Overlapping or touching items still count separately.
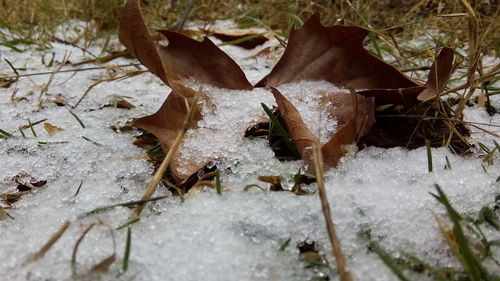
[44,122,64,136]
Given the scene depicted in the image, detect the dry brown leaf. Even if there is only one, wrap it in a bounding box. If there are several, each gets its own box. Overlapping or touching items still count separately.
[155,30,253,90]
[43,122,64,136]
[121,0,253,182]
[256,14,418,90]
[119,0,168,84]
[321,92,375,170]
[258,15,454,107]
[418,47,455,101]
[120,0,252,90]
[270,87,316,159]
[271,87,374,170]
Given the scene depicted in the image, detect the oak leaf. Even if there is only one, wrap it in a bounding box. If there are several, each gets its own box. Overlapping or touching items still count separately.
[119,1,455,182]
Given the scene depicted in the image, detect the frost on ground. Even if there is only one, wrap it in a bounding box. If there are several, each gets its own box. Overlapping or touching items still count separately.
[0,21,499,281]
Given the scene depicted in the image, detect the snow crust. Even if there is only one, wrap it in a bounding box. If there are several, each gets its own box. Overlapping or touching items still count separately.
[0,21,498,281]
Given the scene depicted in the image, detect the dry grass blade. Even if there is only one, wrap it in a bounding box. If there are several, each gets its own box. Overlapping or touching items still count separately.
[0,64,142,80]
[130,88,201,219]
[24,221,71,265]
[38,52,69,108]
[72,223,96,280]
[312,143,352,281]
[90,254,116,273]
[73,70,147,108]
[454,0,481,119]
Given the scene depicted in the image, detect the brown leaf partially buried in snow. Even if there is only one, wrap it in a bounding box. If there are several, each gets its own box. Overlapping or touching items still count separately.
[120,0,252,182]
[201,27,270,49]
[261,15,452,168]
[321,92,375,170]
[270,87,316,160]
[271,87,374,170]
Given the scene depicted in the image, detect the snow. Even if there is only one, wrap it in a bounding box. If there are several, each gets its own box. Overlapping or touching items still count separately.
[0,20,499,281]
[176,80,343,179]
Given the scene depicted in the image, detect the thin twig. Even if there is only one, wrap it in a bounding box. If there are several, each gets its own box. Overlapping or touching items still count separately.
[312,143,353,281]
[130,88,201,219]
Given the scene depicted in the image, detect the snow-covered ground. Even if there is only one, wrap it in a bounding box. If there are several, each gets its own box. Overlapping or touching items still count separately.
[0,21,499,281]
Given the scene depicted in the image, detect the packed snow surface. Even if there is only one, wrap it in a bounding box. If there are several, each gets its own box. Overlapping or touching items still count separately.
[0,21,499,281]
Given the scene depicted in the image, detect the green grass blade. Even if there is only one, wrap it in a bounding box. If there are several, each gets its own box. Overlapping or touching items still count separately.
[116,218,140,230]
[0,42,23,52]
[287,13,303,28]
[218,33,265,47]
[279,237,291,251]
[28,118,37,137]
[445,156,452,170]
[431,184,489,281]
[69,110,85,128]
[78,196,169,219]
[425,139,432,172]
[122,227,131,272]
[4,58,19,75]
[215,170,222,195]
[0,129,12,139]
[370,242,411,281]
[368,32,382,59]
[261,103,300,160]
[19,128,26,138]
[99,35,111,57]
[243,184,265,192]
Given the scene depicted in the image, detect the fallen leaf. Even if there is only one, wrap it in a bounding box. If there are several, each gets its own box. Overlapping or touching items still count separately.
[271,87,375,170]
[120,0,252,90]
[120,0,253,182]
[119,3,457,184]
[119,0,168,84]
[51,94,66,106]
[256,14,418,90]
[320,91,375,170]
[44,122,64,136]
[270,87,316,160]
[417,47,455,101]
[257,15,454,106]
